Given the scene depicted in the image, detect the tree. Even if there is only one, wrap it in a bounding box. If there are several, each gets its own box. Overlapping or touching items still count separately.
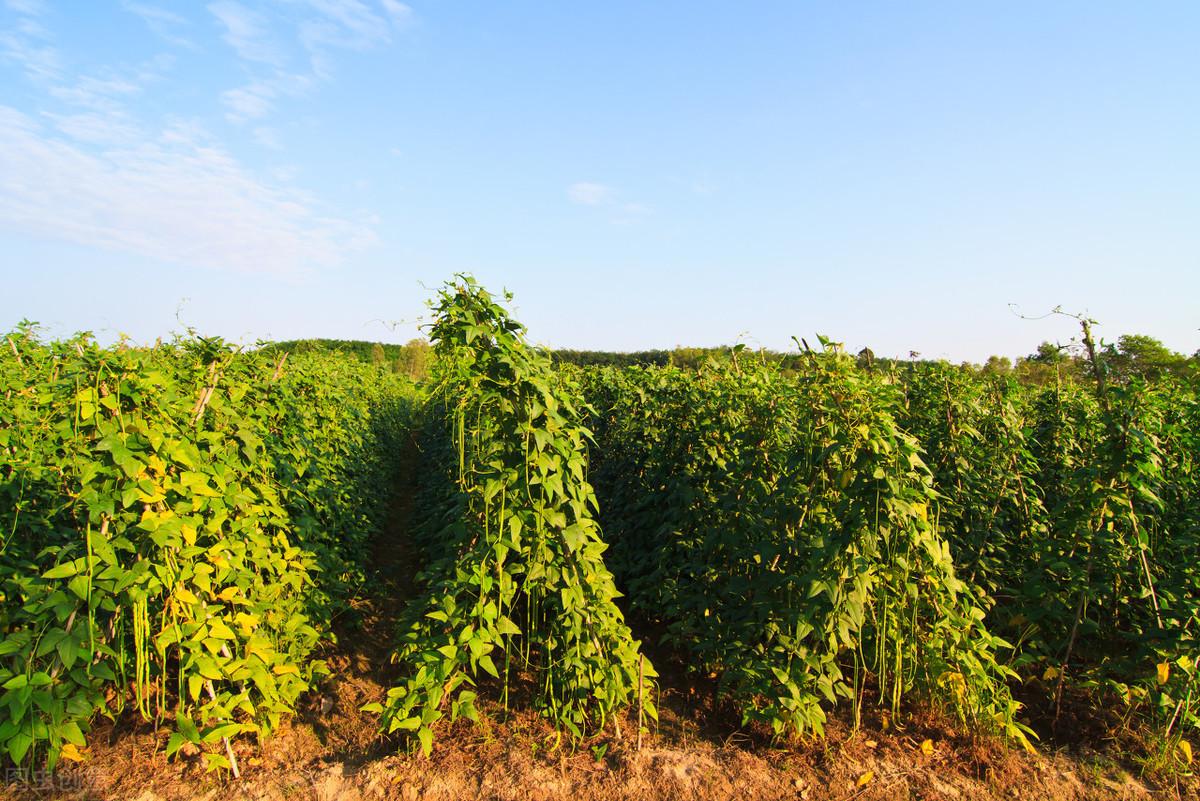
[393,338,431,380]
[1028,341,1068,364]
[981,355,1012,376]
[1103,334,1185,381]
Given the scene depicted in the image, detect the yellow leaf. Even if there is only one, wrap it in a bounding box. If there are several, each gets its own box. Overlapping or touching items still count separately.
[59,742,86,762]
[181,524,197,546]
[216,587,238,602]
[1179,740,1193,765]
[1157,662,1170,685]
[245,639,272,663]
[865,739,878,749]
[1042,665,1060,681]
[273,663,300,676]
[174,587,199,605]
[136,484,166,503]
[856,771,874,787]
[880,711,890,732]
[920,739,934,756]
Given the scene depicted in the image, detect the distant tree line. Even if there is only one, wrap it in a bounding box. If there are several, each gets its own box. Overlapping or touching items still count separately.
[265,338,432,380]
[549,349,672,367]
[263,334,1197,387]
[973,334,1198,385]
[551,335,1199,385]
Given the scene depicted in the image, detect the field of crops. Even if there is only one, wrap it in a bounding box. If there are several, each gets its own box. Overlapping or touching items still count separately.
[0,328,414,773]
[2,279,1197,797]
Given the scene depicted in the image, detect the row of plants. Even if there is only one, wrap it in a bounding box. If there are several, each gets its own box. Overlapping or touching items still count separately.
[0,325,413,771]
[899,352,1199,769]
[577,326,1196,768]
[582,344,1032,746]
[374,278,654,753]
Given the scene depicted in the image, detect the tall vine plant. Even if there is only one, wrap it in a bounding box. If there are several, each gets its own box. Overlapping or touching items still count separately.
[374,278,653,754]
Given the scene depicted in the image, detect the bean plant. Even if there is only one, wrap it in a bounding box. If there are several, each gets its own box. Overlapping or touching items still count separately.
[585,344,1031,745]
[0,325,412,771]
[374,278,653,754]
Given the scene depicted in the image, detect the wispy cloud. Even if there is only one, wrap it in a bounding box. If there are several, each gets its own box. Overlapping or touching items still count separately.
[121,2,196,49]
[380,0,413,27]
[44,110,142,145]
[208,1,285,66]
[302,0,393,51]
[220,71,312,122]
[209,1,412,121]
[0,105,373,274]
[0,1,386,272]
[0,0,61,82]
[567,181,614,206]
[567,180,652,223]
[4,0,46,16]
[221,82,276,120]
[49,74,143,110]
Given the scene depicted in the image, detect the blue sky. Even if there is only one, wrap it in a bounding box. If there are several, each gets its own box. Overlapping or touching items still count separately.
[1,1,1197,361]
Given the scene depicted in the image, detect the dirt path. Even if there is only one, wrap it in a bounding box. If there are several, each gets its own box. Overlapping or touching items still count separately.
[293,432,423,765]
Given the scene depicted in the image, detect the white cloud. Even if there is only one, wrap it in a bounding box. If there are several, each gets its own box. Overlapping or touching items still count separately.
[380,0,412,27]
[49,75,142,110]
[567,181,652,223]
[219,71,312,121]
[208,1,409,123]
[4,1,46,16]
[45,110,142,145]
[121,2,196,49]
[297,0,397,78]
[0,31,58,80]
[208,1,285,66]
[0,105,374,274]
[0,0,61,82]
[567,181,614,206]
[304,0,390,46]
[221,83,276,120]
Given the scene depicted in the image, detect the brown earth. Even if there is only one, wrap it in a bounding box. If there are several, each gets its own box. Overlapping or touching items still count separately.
[5,443,1195,801]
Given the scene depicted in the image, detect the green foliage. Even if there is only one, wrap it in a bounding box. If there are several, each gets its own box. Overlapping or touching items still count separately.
[550,349,671,368]
[1103,334,1189,382]
[3,292,1195,774]
[898,356,1200,753]
[265,338,432,380]
[377,278,652,753]
[0,326,413,771]
[392,339,432,380]
[585,348,1029,745]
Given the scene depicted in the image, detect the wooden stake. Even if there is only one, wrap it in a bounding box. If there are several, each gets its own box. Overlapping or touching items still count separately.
[204,680,241,779]
[636,654,644,752]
